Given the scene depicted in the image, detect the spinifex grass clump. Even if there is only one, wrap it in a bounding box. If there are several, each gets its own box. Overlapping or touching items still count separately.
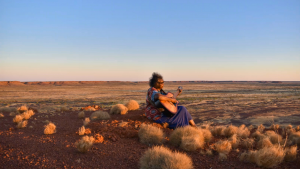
[17,120,28,129]
[264,130,282,144]
[125,100,140,111]
[214,140,232,160]
[21,110,35,120]
[78,111,85,119]
[237,124,250,139]
[13,115,24,123]
[90,111,110,120]
[83,117,90,126]
[170,126,205,151]
[17,105,28,113]
[255,145,285,168]
[0,113,4,118]
[138,124,165,145]
[224,125,238,137]
[79,126,85,135]
[139,146,193,169]
[44,122,56,134]
[284,145,297,161]
[75,136,95,153]
[241,138,255,149]
[211,126,226,136]
[110,104,128,115]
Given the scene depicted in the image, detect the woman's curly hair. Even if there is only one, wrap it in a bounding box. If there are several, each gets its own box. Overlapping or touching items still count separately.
[149,72,163,87]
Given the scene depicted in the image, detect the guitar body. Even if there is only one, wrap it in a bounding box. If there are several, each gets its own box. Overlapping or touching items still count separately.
[155,87,182,114]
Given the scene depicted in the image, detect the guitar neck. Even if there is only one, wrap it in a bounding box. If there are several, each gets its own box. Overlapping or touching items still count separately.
[173,90,180,99]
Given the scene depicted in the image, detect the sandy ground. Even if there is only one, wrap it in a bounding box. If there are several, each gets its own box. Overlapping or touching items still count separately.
[0,81,300,168]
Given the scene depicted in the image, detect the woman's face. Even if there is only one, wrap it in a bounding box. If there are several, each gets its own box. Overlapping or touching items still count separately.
[154,78,164,90]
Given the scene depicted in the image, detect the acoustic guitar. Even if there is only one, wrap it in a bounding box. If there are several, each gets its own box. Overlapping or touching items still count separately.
[155,86,183,114]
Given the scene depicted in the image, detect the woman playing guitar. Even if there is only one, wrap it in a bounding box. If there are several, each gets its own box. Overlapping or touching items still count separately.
[145,72,197,129]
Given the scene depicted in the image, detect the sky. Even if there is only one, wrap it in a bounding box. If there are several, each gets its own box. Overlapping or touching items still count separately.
[0,0,299,81]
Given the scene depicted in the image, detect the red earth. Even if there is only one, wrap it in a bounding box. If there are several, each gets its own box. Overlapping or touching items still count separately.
[0,107,299,169]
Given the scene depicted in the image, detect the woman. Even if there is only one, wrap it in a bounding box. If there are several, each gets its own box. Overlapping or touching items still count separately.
[145,72,197,129]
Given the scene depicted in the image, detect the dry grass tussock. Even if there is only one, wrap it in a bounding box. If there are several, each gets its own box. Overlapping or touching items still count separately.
[17,120,28,129]
[201,129,212,143]
[94,134,104,143]
[0,113,4,118]
[125,100,139,111]
[44,122,56,134]
[60,106,69,112]
[218,153,227,161]
[237,125,250,139]
[241,138,254,149]
[78,111,85,119]
[228,134,239,149]
[255,145,285,168]
[21,110,35,120]
[75,136,95,153]
[270,124,280,131]
[214,140,232,155]
[170,126,205,151]
[17,105,28,113]
[13,115,24,124]
[139,146,193,169]
[138,124,165,145]
[257,137,273,149]
[284,145,297,161]
[86,107,96,111]
[240,150,257,163]
[257,124,265,133]
[90,111,110,120]
[210,126,225,137]
[83,117,90,126]
[79,126,85,135]
[296,126,300,132]
[110,104,128,115]
[224,125,238,137]
[286,125,293,129]
[251,130,265,141]
[264,130,282,144]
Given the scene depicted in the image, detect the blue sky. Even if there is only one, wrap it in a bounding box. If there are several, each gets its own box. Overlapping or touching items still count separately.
[1,0,299,81]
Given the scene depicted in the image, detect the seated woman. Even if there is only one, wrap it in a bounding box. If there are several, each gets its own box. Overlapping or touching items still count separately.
[145,72,197,129]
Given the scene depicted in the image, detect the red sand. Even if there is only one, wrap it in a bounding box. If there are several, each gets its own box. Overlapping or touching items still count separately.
[0,107,299,169]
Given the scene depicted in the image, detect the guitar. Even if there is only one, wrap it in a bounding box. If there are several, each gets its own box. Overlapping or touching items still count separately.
[155,86,183,114]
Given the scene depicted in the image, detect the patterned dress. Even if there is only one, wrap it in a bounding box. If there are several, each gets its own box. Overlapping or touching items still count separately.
[145,87,193,129]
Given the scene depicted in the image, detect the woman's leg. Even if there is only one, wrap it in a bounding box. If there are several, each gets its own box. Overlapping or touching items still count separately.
[189,119,197,128]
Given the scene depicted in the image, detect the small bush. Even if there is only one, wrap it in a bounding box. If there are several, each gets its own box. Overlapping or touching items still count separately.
[83,117,91,126]
[78,111,85,119]
[286,125,293,129]
[139,146,193,169]
[17,120,28,128]
[110,104,128,115]
[0,113,4,118]
[90,111,110,120]
[138,124,165,145]
[44,122,56,134]
[17,105,28,113]
[255,145,285,168]
[170,126,204,151]
[13,115,24,123]
[60,106,69,112]
[79,126,85,135]
[215,140,232,154]
[224,125,238,137]
[284,145,297,161]
[125,100,140,110]
[251,130,265,141]
[218,153,227,161]
[75,136,95,153]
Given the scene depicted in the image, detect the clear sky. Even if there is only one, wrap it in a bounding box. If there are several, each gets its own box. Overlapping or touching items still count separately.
[1,0,299,81]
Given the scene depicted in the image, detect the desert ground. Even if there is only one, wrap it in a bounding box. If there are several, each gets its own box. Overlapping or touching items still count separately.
[0,81,300,168]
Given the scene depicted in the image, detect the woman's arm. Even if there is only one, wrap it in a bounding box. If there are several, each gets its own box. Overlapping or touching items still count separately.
[154,93,177,103]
